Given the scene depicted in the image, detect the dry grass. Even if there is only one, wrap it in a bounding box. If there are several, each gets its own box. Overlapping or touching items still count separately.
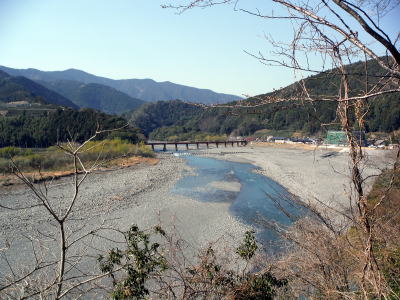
[0,156,159,186]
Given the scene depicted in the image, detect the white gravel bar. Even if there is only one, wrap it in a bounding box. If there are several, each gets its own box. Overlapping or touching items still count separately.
[203,143,393,221]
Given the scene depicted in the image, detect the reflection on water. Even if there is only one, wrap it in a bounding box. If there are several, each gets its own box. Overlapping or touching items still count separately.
[172,155,307,249]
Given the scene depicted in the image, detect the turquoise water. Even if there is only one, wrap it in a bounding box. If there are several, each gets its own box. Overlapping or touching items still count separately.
[172,155,307,249]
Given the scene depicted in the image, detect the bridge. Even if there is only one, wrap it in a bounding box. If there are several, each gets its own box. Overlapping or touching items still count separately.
[145,140,248,151]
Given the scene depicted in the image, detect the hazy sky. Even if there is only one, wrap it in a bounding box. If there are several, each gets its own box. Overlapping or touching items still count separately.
[0,0,399,96]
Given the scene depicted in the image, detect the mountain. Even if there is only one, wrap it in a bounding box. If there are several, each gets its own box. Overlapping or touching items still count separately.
[0,70,10,79]
[0,71,145,148]
[0,71,78,109]
[125,59,399,139]
[38,80,145,115]
[0,66,242,105]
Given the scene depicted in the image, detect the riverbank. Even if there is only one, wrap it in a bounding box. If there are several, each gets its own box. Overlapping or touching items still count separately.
[203,143,392,221]
[1,144,391,246]
[0,153,249,268]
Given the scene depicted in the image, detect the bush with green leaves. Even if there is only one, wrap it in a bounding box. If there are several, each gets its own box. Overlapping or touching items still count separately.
[101,227,287,299]
[236,230,258,261]
[98,225,168,300]
[0,146,32,158]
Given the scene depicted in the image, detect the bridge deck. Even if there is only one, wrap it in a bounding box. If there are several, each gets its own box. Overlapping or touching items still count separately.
[145,140,247,151]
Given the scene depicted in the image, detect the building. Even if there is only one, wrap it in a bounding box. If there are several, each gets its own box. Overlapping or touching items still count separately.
[325,131,366,146]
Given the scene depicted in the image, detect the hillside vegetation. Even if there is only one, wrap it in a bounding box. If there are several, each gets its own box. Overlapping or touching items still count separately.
[39,80,145,115]
[125,59,399,140]
[0,108,143,148]
[0,70,78,109]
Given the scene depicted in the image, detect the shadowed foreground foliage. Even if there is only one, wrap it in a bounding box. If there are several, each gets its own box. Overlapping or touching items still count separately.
[100,228,287,300]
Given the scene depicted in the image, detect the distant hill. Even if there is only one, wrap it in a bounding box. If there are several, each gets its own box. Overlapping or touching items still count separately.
[0,71,78,109]
[39,80,145,115]
[125,100,204,137]
[125,59,399,139]
[0,66,242,105]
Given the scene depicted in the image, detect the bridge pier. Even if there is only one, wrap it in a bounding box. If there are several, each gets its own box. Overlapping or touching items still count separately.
[231,142,234,147]
[206,142,209,149]
[216,142,219,148]
[151,144,155,151]
[196,143,199,149]
[186,143,189,150]
[237,141,239,146]
[224,142,227,147]
[163,144,166,151]
[175,144,178,151]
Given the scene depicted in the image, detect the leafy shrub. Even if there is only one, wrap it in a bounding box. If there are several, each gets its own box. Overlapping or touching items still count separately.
[236,230,258,261]
[0,158,10,173]
[101,226,287,299]
[98,225,168,300]
[228,272,288,300]
[0,146,32,158]
[380,247,400,298]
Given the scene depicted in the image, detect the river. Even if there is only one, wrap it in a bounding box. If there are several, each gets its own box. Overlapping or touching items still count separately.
[172,154,307,249]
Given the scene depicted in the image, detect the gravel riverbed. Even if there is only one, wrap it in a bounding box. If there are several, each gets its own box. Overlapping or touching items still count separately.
[1,145,393,297]
[0,153,249,280]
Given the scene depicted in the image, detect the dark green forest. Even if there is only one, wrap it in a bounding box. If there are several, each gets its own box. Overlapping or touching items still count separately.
[0,108,143,148]
[125,59,400,140]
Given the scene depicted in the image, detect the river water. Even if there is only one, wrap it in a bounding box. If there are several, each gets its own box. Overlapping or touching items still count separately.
[172,154,307,249]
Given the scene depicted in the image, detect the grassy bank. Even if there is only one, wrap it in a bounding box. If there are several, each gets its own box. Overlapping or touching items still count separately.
[0,139,155,183]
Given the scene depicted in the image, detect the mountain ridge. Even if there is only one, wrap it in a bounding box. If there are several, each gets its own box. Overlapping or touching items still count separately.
[0,66,242,105]
[0,71,78,109]
[38,79,145,115]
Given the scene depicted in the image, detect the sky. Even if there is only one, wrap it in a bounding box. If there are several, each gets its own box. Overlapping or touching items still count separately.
[0,0,399,97]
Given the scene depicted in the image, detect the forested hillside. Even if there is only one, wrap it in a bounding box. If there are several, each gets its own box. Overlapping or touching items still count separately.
[124,100,204,137]
[126,59,400,140]
[0,108,143,148]
[39,80,145,115]
[0,70,144,148]
[0,70,78,109]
